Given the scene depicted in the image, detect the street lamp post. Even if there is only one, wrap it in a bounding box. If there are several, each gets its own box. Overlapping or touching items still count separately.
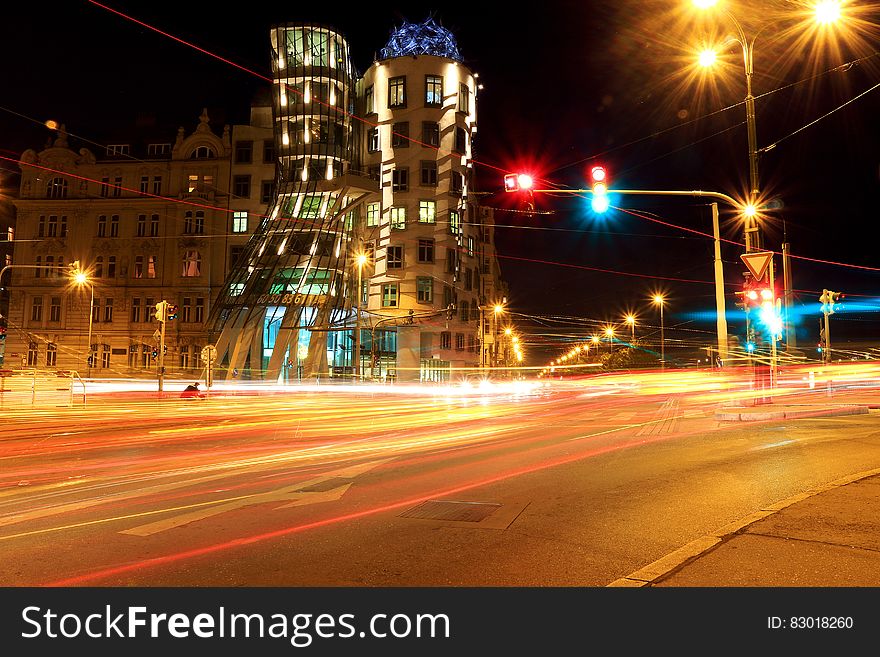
[75,273,95,378]
[624,314,636,343]
[653,294,666,369]
[604,326,615,356]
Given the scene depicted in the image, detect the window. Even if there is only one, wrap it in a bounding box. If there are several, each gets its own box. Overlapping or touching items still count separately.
[110,215,119,237]
[92,299,101,323]
[367,127,380,153]
[364,85,375,114]
[47,177,68,199]
[44,255,55,278]
[467,236,475,257]
[47,215,58,237]
[31,297,43,322]
[195,298,205,323]
[187,175,199,193]
[446,248,458,274]
[443,285,455,310]
[147,143,171,157]
[460,300,470,323]
[59,216,68,238]
[368,165,380,181]
[392,168,408,192]
[417,238,435,263]
[261,180,275,204]
[230,246,245,268]
[37,216,45,238]
[134,255,144,279]
[233,175,251,199]
[150,214,159,237]
[454,127,467,154]
[146,256,157,278]
[137,214,146,237]
[388,76,406,108]
[147,297,156,321]
[422,122,440,147]
[386,245,403,270]
[464,268,474,291]
[455,333,465,351]
[97,216,107,237]
[390,207,406,230]
[183,211,204,235]
[366,203,380,227]
[182,250,201,277]
[106,144,129,156]
[232,211,248,233]
[192,146,215,159]
[420,160,437,187]
[458,82,470,113]
[46,343,57,367]
[49,297,61,323]
[382,283,399,308]
[100,177,110,198]
[112,177,122,198]
[417,277,433,303]
[131,298,141,323]
[152,176,162,195]
[179,346,190,370]
[107,255,116,278]
[140,176,149,194]
[451,172,463,195]
[101,345,111,369]
[449,210,461,235]
[425,75,443,107]
[419,200,436,224]
[392,122,409,148]
[263,139,276,163]
[440,332,451,350]
[103,298,114,323]
[235,140,253,163]
[182,297,192,323]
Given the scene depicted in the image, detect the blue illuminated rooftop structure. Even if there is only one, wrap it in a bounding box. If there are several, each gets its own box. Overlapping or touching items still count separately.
[379,18,463,62]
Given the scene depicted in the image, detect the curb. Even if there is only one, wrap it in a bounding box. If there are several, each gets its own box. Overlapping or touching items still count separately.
[607,466,880,587]
[714,405,869,422]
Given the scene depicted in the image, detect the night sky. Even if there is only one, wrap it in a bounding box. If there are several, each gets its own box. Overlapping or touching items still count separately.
[3,0,879,363]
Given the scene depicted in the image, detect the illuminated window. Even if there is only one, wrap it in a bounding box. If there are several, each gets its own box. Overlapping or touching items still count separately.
[419,200,436,223]
[390,207,406,230]
[367,127,380,153]
[382,283,399,308]
[425,75,443,107]
[182,250,202,277]
[232,211,248,233]
[146,256,157,279]
[448,210,461,235]
[366,203,380,227]
[388,76,406,109]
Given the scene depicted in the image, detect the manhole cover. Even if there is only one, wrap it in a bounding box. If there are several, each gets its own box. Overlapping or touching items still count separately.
[399,500,501,522]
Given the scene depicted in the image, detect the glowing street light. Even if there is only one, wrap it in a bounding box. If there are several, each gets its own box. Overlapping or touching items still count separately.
[624,314,636,342]
[653,294,666,369]
[72,267,95,377]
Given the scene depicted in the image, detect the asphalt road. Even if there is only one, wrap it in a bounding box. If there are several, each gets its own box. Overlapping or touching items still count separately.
[2,367,879,586]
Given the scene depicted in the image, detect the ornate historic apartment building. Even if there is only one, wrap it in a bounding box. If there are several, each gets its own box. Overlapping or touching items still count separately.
[5,18,507,381]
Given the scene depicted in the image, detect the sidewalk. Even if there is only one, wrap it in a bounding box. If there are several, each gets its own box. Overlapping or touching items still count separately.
[610,467,880,587]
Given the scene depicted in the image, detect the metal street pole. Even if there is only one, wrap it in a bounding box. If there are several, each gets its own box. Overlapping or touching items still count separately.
[157,300,166,394]
[354,263,362,380]
[660,303,665,370]
[711,203,729,363]
[86,283,94,378]
[768,257,778,387]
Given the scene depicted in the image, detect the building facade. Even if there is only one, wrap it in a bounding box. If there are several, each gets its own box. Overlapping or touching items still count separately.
[5,19,508,381]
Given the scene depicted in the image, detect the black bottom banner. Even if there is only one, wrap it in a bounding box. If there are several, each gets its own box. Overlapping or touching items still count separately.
[1,587,875,654]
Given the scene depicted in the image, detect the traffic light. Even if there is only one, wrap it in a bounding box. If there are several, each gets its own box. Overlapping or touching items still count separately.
[155,300,167,322]
[503,173,534,192]
[0,325,6,340]
[167,304,179,321]
[820,289,844,314]
[590,165,609,213]
[151,348,159,360]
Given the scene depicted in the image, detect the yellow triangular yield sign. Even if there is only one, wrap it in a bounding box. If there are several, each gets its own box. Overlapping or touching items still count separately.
[740,251,773,281]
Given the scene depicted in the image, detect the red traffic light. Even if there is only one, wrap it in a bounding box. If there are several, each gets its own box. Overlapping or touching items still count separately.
[590,166,606,183]
[504,173,534,192]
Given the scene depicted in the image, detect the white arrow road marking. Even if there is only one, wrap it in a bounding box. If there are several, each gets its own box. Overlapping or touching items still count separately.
[119,459,390,537]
